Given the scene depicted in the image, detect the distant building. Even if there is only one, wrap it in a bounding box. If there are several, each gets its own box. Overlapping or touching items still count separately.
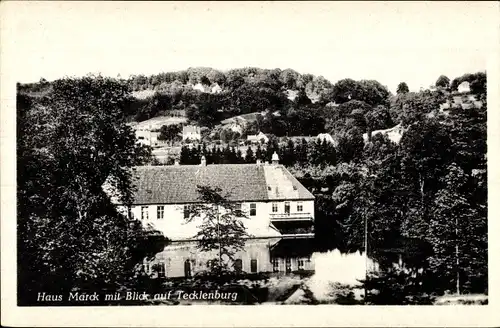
[457,81,470,93]
[192,83,209,93]
[363,124,404,144]
[316,133,337,146]
[192,83,222,94]
[247,132,269,144]
[325,102,339,108]
[182,125,201,141]
[211,84,222,94]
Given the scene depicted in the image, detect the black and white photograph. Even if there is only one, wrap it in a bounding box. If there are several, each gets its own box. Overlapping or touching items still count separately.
[1,1,499,326]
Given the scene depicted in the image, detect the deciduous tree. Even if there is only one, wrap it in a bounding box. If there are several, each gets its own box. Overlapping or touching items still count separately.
[184,186,251,276]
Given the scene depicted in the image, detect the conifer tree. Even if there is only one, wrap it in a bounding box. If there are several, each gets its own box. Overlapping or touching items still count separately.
[255,144,263,161]
[235,148,243,164]
[245,146,256,164]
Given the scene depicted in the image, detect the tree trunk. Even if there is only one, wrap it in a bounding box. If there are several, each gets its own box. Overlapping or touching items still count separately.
[217,205,222,277]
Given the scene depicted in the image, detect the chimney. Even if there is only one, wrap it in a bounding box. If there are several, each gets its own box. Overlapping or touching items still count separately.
[271,151,279,165]
[174,159,180,166]
[256,159,261,166]
[200,155,206,166]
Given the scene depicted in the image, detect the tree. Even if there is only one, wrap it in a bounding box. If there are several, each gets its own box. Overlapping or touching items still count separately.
[450,72,486,95]
[428,164,487,294]
[469,72,487,95]
[280,139,296,166]
[335,128,365,163]
[200,75,211,86]
[295,138,309,165]
[325,100,371,133]
[245,146,256,164]
[294,88,312,107]
[280,68,299,89]
[435,75,450,89]
[396,82,409,94]
[255,144,264,160]
[187,93,222,127]
[331,79,390,107]
[394,90,445,126]
[158,124,181,142]
[17,76,164,305]
[206,70,226,86]
[184,186,251,276]
[365,105,394,132]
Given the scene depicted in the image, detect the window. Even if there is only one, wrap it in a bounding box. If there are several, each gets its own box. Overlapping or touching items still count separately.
[297,202,303,212]
[234,259,243,273]
[272,202,278,213]
[285,258,292,273]
[298,259,305,271]
[272,258,280,272]
[284,202,290,214]
[184,205,191,219]
[141,206,148,220]
[235,203,242,216]
[157,206,164,219]
[157,262,165,278]
[250,259,258,273]
[250,203,256,216]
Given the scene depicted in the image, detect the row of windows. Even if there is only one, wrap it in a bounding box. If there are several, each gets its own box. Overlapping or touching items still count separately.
[138,204,258,220]
[271,201,303,213]
[140,206,165,220]
[145,257,310,277]
[272,258,310,272]
[144,258,259,278]
[138,201,305,220]
[143,262,166,278]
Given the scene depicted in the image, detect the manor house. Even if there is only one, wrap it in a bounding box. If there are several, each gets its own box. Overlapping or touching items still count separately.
[115,153,316,278]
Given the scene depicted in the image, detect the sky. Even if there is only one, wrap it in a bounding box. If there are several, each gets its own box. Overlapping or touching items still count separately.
[2,1,498,93]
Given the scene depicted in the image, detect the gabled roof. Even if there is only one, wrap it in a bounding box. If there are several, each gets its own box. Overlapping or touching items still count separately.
[128,164,314,205]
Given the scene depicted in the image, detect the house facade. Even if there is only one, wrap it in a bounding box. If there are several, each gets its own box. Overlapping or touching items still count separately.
[115,153,315,278]
[135,128,160,147]
[182,125,201,141]
[316,133,337,146]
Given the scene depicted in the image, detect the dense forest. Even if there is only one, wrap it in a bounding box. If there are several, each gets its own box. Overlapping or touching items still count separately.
[17,68,487,303]
[18,68,485,140]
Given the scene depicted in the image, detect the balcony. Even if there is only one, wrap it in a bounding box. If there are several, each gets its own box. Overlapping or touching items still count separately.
[269,212,313,222]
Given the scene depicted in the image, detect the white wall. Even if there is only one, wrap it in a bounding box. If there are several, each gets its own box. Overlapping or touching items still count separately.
[268,200,314,218]
[182,132,201,140]
[127,201,294,240]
